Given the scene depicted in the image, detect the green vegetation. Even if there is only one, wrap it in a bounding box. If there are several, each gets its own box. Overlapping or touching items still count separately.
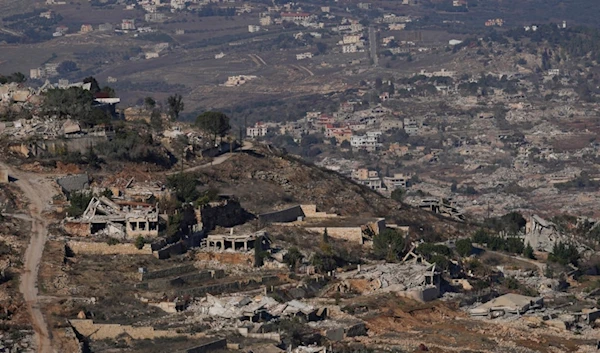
[0,72,26,84]
[66,191,92,217]
[373,229,406,262]
[134,236,146,250]
[167,94,185,121]
[390,188,405,202]
[455,238,473,257]
[95,128,173,167]
[195,111,231,145]
[548,241,579,266]
[166,173,200,203]
[283,247,303,270]
[106,238,119,246]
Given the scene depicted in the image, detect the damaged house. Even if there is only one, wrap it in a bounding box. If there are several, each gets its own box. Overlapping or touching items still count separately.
[64,196,160,239]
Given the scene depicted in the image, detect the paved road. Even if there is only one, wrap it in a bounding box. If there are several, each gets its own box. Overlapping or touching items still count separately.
[2,163,56,353]
[369,26,378,67]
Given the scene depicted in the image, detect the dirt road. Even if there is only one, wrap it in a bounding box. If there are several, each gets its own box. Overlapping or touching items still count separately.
[2,163,57,353]
[166,140,254,175]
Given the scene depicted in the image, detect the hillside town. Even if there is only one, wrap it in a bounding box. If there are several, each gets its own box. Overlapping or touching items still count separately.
[2,0,600,352]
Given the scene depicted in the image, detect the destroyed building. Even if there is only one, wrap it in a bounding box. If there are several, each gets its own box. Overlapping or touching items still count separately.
[57,173,89,198]
[334,260,441,302]
[195,196,254,231]
[202,230,270,252]
[469,293,544,317]
[260,204,386,244]
[64,196,160,239]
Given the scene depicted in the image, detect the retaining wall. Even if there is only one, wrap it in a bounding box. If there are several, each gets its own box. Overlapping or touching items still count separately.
[68,241,152,255]
[70,319,182,340]
[140,264,196,281]
[184,339,227,353]
[258,205,304,224]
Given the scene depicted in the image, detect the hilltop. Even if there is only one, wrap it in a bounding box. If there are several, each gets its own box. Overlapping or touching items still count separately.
[195,145,467,239]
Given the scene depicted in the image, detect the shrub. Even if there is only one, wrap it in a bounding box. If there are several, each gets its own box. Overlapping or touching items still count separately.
[134,236,145,250]
[107,238,119,246]
[373,229,406,262]
[455,238,473,257]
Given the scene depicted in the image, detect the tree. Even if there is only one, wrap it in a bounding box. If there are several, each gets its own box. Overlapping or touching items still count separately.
[57,60,79,74]
[195,111,231,146]
[455,238,473,257]
[144,96,156,110]
[135,236,146,249]
[150,109,163,131]
[83,76,101,93]
[373,229,406,262]
[167,94,184,121]
[523,242,535,259]
[66,191,92,217]
[391,188,405,202]
[316,42,328,54]
[101,86,116,98]
[254,235,268,267]
[166,173,200,203]
[340,140,351,149]
[283,247,303,270]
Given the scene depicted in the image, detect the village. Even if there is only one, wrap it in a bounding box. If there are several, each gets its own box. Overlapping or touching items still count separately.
[2,0,600,352]
[1,70,600,352]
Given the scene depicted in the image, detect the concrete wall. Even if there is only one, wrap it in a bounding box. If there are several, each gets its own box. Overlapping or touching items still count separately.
[398,286,440,302]
[154,242,186,259]
[305,227,364,244]
[67,241,152,255]
[300,205,337,218]
[259,205,304,224]
[185,339,227,353]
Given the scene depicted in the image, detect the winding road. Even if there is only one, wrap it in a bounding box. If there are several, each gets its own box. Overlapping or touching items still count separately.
[2,163,56,353]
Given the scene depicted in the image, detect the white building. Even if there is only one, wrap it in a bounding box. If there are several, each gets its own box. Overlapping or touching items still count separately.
[342,44,358,53]
[246,122,268,137]
[248,25,261,33]
[296,52,313,60]
[341,34,361,44]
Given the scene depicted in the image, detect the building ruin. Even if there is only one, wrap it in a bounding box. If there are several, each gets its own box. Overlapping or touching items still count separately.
[64,196,159,240]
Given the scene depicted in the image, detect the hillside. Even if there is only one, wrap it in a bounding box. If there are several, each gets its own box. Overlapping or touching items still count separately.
[196,146,468,239]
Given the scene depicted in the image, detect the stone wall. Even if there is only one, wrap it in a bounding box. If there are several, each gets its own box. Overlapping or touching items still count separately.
[258,205,304,224]
[64,222,91,237]
[185,339,227,353]
[175,275,279,297]
[67,241,152,255]
[69,319,192,340]
[140,264,196,281]
[305,227,364,244]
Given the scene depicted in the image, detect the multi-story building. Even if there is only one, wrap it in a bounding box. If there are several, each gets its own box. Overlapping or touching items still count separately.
[383,173,408,190]
[350,131,382,151]
[121,19,136,30]
[80,24,93,33]
[352,169,385,190]
[247,122,268,138]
